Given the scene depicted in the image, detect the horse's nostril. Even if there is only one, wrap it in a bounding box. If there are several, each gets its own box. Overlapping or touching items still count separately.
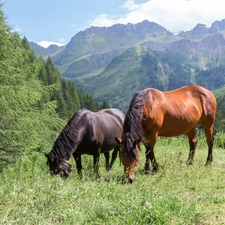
[128,178,134,184]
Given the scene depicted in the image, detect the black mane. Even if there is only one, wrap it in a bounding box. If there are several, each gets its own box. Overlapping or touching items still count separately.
[123,90,146,158]
[51,109,86,160]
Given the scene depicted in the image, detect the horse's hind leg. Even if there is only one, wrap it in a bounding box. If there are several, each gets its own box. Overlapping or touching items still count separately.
[109,145,120,170]
[186,128,198,165]
[73,153,82,178]
[202,123,214,166]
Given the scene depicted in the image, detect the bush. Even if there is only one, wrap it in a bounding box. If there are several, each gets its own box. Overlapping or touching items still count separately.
[214,132,225,148]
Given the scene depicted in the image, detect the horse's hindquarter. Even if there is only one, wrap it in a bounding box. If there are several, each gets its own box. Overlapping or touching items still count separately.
[75,109,124,155]
[96,110,124,152]
[73,111,104,155]
[159,96,201,137]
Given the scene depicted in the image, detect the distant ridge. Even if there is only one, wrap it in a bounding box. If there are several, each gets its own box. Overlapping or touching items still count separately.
[30,19,225,111]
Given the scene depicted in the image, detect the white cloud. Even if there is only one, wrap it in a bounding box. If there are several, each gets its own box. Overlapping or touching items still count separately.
[36,41,65,48]
[89,0,225,32]
[121,0,141,10]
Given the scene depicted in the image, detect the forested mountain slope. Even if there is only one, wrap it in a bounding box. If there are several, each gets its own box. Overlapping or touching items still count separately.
[31,19,225,111]
[83,46,192,111]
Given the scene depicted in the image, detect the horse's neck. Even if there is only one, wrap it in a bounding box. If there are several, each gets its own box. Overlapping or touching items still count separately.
[126,108,141,139]
[52,116,86,159]
[52,130,77,160]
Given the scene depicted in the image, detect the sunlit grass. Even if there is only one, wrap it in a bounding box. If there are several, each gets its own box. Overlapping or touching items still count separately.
[0,136,225,224]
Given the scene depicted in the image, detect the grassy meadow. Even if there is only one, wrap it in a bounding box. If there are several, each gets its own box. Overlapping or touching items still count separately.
[0,134,225,225]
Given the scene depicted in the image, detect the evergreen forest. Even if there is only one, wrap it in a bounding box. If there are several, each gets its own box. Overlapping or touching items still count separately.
[0,5,109,171]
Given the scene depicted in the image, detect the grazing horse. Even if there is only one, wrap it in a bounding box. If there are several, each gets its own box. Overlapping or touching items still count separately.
[44,108,125,177]
[116,85,217,183]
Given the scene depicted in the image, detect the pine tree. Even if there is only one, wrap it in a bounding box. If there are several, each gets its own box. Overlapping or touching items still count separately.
[37,56,48,85]
[0,4,113,170]
[45,56,67,118]
[0,5,63,170]
[61,79,81,117]
[101,100,111,109]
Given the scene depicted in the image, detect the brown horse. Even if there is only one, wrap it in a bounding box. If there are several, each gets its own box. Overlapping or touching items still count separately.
[116,85,217,183]
[44,108,125,178]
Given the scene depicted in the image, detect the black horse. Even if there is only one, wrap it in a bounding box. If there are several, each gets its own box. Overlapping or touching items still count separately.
[44,108,125,177]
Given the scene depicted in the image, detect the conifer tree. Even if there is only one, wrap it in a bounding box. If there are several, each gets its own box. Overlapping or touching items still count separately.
[45,56,67,118]
[0,4,112,170]
[101,100,111,109]
[0,5,63,170]
[21,36,36,63]
[37,56,48,86]
[61,79,81,117]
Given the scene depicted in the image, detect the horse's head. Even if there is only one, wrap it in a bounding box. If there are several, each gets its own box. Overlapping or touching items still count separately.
[44,152,71,178]
[115,135,141,184]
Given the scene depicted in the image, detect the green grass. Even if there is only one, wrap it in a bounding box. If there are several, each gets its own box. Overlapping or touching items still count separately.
[1,136,225,224]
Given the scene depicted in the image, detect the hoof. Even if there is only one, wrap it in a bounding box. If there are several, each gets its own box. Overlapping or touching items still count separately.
[205,161,212,166]
[186,160,194,166]
[152,164,159,173]
[143,169,150,175]
[151,168,158,174]
[142,169,154,175]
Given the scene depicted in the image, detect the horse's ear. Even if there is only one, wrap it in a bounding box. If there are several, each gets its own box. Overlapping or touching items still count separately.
[44,152,54,162]
[115,137,122,144]
[44,152,49,157]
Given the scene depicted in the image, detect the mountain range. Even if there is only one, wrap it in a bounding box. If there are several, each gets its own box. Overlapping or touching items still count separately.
[30,19,225,111]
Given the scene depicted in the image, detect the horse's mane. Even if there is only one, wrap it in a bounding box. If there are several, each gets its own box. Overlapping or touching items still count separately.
[51,108,86,159]
[123,90,146,159]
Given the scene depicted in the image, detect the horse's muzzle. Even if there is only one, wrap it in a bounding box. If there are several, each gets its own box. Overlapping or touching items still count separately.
[128,177,134,184]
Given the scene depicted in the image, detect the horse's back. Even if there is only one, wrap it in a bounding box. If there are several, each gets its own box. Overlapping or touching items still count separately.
[98,108,125,125]
[76,108,124,131]
[143,85,216,117]
[76,108,125,154]
[141,85,216,137]
[165,85,216,119]
[96,108,125,139]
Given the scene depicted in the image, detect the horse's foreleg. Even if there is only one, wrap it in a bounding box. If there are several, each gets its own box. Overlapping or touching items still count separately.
[144,145,158,173]
[104,152,110,171]
[187,129,198,165]
[109,145,120,170]
[143,130,159,173]
[73,153,82,178]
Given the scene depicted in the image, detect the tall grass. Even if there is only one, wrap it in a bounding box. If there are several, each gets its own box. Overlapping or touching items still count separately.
[0,135,225,224]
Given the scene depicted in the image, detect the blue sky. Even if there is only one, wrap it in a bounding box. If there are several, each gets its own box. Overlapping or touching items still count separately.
[3,0,225,48]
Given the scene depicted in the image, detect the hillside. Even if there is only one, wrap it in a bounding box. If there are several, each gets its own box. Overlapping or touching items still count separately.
[83,46,192,111]
[31,19,225,111]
